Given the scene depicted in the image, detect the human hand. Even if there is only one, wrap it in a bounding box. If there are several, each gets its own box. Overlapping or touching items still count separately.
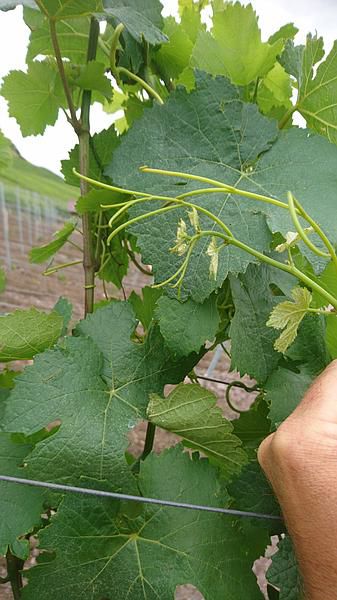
[258,360,337,599]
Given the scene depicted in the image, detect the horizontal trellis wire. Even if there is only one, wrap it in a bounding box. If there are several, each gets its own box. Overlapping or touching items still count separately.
[0,475,282,521]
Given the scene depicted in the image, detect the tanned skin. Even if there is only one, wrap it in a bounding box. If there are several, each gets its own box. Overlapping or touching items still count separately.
[258,360,337,599]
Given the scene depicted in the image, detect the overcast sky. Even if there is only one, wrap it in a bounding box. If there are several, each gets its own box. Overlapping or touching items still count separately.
[0,0,336,175]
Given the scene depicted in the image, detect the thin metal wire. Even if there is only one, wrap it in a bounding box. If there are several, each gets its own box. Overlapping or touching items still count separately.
[0,475,282,522]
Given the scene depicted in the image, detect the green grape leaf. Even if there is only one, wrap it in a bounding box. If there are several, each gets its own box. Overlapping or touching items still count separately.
[228,461,281,530]
[267,536,302,600]
[129,286,162,331]
[154,16,193,80]
[97,235,129,288]
[232,398,271,459]
[155,294,220,357]
[312,261,337,308]
[73,60,112,99]
[106,72,276,302]
[24,9,107,64]
[268,23,298,45]
[102,0,167,46]
[0,308,63,362]
[282,34,337,143]
[148,383,248,478]
[0,370,18,405]
[29,221,75,264]
[22,447,267,600]
[36,0,103,20]
[0,434,45,559]
[279,39,305,82]
[230,265,281,382]
[286,313,329,376]
[257,63,292,115]
[1,61,66,136]
[53,297,73,336]
[2,303,197,489]
[62,125,119,186]
[192,3,283,85]
[265,365,313,427]
[0,130,13,170]
[267,287,312,354]
[75,188,125,213]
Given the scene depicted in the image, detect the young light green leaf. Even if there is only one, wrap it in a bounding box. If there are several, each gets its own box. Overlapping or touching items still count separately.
[155,294,220,357]
[206,236,219,280]
[170,218,189,256]
[21,447,266,600]
[267,287,312,353]
[192,3,283,85]
[29,221,76,264]
[1,61,66,136]
[0,308,63,362]
[257,62,292,115]
[148,383,248,478]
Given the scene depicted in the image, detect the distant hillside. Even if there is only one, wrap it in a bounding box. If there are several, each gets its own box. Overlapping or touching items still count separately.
[0,131,77,207]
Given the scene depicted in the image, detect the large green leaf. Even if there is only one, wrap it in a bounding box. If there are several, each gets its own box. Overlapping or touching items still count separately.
[232,398,271,459]
[281,34,337,143]
[228,462,281,531]
[265,365,312,427]
[107,71,337,300]
[2,303,196,489]
[1,61,66,136]
[107,72,276,301]
[0,434,44,559]
[229,265,281,382]
[299,36,337,142]
[24,9,107,64]
[36,0,102,20]
[29,221,76,264]
[0,308,63,362]
[155,294,220,356]
[103,0,167,46]
[22,447,267,600]
[267,536,302,600]
[192,3,283,85]
[148,383,247,478]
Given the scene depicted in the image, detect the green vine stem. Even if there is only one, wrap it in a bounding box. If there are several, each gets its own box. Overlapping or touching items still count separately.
[79,17,100,315]
[287,192,330,259]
